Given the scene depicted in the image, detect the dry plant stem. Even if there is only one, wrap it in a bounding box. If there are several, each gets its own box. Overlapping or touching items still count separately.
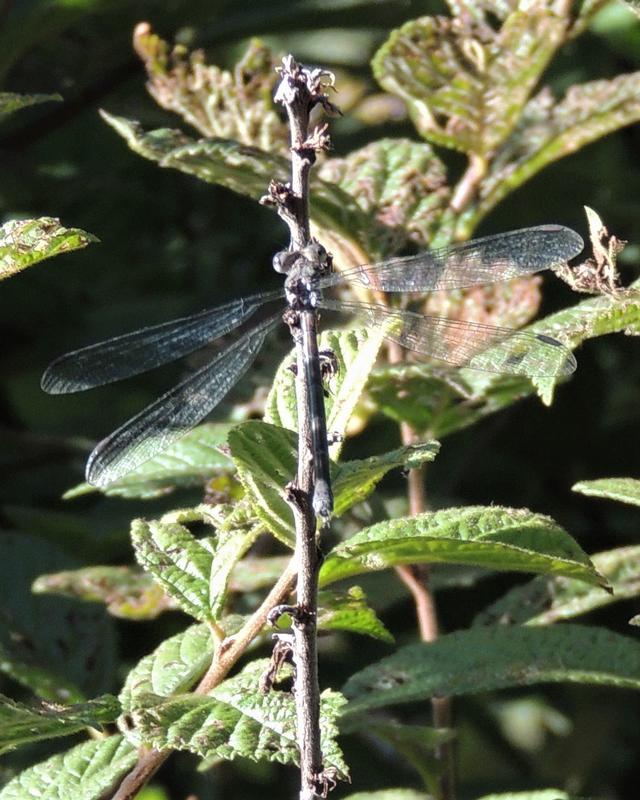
[387,340,454,800]
[275,58,325,800]
[111,560,298,800]
[449,153,487,216]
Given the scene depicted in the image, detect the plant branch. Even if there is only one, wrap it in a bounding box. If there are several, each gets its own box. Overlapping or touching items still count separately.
[269,55,338,800]
[387,339,454,800]
[111,559,298,800]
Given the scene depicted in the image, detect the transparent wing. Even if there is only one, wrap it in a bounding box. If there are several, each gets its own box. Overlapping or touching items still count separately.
[319,225,583,293]
[86,315,280,487]
[321,300,576,378]
[41,289,284,394]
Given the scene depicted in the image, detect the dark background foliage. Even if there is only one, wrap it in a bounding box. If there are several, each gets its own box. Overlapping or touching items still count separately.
[1,1,640,798]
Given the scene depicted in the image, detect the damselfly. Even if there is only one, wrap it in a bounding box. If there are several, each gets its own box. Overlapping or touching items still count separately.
[42,225,583,515]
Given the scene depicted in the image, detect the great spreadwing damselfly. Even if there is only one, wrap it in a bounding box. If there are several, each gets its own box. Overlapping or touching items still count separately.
[42,224,583,516]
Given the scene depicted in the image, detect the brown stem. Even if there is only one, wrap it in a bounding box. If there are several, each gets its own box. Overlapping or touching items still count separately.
[273,56,333,799]
[387,340,455,800]
[110,561,298,800]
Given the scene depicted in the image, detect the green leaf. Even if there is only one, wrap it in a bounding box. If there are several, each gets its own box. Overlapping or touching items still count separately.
[227,421,297,546]
[372,10,565,155]
[0,91,61,118]
[101,111,377,260]
[573,477,640,507]
[331,441,439,517]
[120,624,213,715]
[0,735,136,800]
[0,533,115,702]
[525,277,640,404]
[65,423,236,499]
[476,71,640,224]
[369,279,640,430]
[0,694,120,755]
[228,420,440,542]
[318,138,450,247]
[265,326,388,461]
[131,506,259,622]
[475,545,640,627]
[320,506,602,588]
[343,625,640,716]
[129,659,348,777]
[32,566,177,620]
[0,217,97,282]
[317,586,394,643]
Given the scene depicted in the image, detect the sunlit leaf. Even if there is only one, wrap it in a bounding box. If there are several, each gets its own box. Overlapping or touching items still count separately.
[0,217,97,282]
[265,326,388,455]
[318,138,450,248]
[477,72,640,223]
[318,586,394,642]
[368,277,640,431]
[128,659,348,777]
[32,565,176,620]
[0,694,120,755]
[0,735,136,800]
[573,477,640,507]
[475,545,640,626]
[331,441,439,517]
[120,624,213,716]
[372,10,565,154]
[134,28,287,150]
[131,506,259,622]
[65,423,235,500]
[320,506,602,588]
[228,420,440,542]
[343,625,640,716]
[0,91,61,118]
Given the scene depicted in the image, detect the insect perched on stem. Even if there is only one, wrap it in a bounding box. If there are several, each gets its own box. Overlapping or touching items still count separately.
[42,224,583,516]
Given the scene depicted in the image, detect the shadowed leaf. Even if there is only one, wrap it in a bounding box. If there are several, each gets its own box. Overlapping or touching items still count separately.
[32,566,176,620]
[475,545,640,626]
[0,533,115,703]
[0,91,61,118]
[343,625,640,716]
